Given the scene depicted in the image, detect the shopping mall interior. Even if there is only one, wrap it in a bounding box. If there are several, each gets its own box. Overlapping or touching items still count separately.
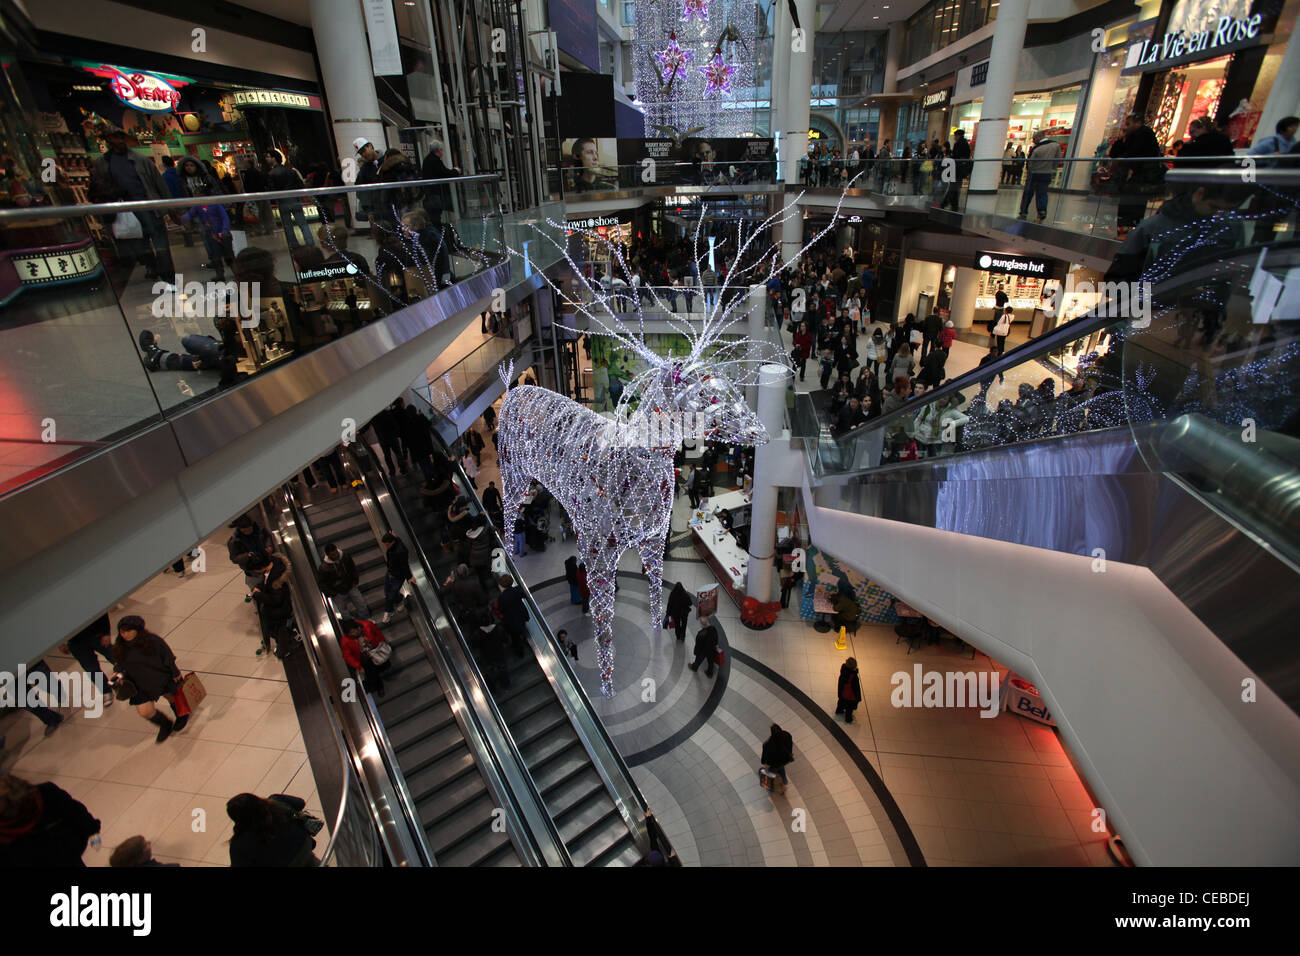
[0,0,1297,888]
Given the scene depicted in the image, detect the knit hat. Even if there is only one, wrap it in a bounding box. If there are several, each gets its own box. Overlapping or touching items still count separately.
[117,615,145,632]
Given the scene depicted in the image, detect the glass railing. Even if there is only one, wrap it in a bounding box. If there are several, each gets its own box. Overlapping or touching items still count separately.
[795,155,1300,242]
[0,176,505,498]
[415,322,532,418]
[547,160,779,197]
[810,228,1299,555]
[503,200,566,273]
[559,282,752,316]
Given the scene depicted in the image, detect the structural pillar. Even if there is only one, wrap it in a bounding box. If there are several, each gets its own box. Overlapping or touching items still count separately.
[783,0,817,186]
[883,22,903,94]
[310,0,387,220]
[745,283,767,410]
[1255,18,1300,152]
[770,0,792,178]
[780,208,805,267]
[949,266,980,331]
[966,0,1030,212]
[746,363,790,603]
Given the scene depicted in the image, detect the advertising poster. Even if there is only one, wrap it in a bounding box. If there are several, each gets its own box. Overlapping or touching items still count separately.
[560,136,619,192]
[616,137,775,185]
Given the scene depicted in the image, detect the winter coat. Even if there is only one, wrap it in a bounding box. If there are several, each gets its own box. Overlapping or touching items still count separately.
[761,729,794,767]
[113,631,181,701]
[497,585,530,633]
[838,665,862,704]
[0,782,100,867]
[340,620,387,671]
[229,794,315,867]
[316,553,360,596]
[693,625,719,657]
[384,538,413,580]
[666,585,692,624]
[228,525,273,573]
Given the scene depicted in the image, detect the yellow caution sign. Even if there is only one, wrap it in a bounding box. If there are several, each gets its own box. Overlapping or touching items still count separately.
[834,626,847,651]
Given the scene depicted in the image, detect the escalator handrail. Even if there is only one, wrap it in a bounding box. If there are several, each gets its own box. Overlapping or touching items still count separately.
[280,480,433,866]
[344,445,573,866]
[435,436,662,858]
[256,499,383,868]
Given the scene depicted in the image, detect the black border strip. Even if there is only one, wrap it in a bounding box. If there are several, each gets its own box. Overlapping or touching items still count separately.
[730,648,928,868]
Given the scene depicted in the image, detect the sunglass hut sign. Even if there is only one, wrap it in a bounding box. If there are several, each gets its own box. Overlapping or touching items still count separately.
[1124,14,1263,72]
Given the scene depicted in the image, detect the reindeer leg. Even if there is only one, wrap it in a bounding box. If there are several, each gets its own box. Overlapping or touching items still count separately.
[638,538,666,639]
[587,549,621,699]
[499,456,527,551]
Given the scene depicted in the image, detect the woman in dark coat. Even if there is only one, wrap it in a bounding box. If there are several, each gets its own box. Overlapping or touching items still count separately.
[0,775,101,867]
[835,657,863,724]
[110,615,189,742]
[226,793,318,867]
[665,582,693,642]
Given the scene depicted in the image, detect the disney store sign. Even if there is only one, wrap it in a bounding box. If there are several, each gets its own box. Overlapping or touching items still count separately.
[1123,14,1264,73]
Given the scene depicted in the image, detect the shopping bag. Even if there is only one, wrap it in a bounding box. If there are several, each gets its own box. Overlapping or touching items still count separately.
[178,671,207,709]
[230,229,248,256]
[714,648,725,667]
[112,211,144,240]
[696,583,719,619]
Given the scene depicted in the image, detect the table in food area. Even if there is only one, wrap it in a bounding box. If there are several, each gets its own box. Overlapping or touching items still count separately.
[687,492,752,603]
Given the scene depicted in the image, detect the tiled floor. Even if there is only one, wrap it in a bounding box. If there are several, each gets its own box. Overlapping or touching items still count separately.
[0,530,327,867]
[477,416,1113,867]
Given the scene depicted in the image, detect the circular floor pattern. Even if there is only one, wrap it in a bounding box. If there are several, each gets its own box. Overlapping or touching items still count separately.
[531,572,925,867]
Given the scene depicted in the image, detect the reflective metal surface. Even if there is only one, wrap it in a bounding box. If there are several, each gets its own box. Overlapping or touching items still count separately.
[276,484,428,866]
[0,263,509,574]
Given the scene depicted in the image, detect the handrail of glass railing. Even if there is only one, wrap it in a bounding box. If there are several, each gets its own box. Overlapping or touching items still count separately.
[277,481,429,866]
[0,174,504,222]
[436,434,662,860]
[344,443,572,866]
[833,308,1120,447]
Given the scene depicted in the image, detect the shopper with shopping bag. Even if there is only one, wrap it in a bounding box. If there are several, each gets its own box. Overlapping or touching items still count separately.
[109,615,193,742]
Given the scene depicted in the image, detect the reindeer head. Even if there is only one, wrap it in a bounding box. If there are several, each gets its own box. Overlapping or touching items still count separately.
[629,358,767,448]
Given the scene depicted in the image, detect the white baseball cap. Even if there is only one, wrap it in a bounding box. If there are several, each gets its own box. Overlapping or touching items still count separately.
[352,137,372,153]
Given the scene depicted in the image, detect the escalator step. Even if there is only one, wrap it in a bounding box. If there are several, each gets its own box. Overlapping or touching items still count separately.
[497,681,560,727]
[540,765,606,820]
[403,747,479,800]
[560,802,627,866]
[435,824,515,868]
[423,791,500,858]
[523,731,586,780]
[585,833,644,868]
[515,705,572,753]
[385,702,459,755]
[474,839,524,867]
[413,764,489,828]
[379,667,445,716]
[530,750,595,797]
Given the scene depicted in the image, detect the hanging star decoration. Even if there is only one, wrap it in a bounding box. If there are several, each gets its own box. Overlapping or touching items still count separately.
[699,52,738,96]
[653,33,694,83]
[681,0,710,22]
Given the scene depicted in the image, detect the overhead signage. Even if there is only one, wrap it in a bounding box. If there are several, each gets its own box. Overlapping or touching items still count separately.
[976,251,1056,277]
[81,65,189,112]
[361,0,404,75]
[922,89,950,110]
[297,262,363,281]
[970,62,989,87]
[231,89,320,110]
[1123,14,1265,74]
[567,214,623,229]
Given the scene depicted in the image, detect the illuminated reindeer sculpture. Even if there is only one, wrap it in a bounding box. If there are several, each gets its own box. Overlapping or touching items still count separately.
[498,186,856,698]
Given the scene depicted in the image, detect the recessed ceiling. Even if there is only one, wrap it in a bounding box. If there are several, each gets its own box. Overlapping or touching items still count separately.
[232,0,313,27]
[818,0,929,30]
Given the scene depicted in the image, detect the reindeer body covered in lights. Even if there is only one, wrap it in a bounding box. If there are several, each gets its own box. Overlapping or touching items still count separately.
[498,183,859,698]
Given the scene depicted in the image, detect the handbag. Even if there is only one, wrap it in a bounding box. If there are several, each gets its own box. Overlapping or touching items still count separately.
[714,648,725,667]
[112,211,144,240]
[179,671,207,709]
[112,676,138,701]
[360,636,393,666]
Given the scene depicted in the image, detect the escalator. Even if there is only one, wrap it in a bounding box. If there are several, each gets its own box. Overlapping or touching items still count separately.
[357,449,650,866]
[289,486,524,866]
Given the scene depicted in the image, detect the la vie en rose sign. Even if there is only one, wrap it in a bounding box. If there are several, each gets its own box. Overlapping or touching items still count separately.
[1124,14,1264,74]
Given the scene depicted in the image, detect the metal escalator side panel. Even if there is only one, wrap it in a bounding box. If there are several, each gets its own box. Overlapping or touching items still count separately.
[274,483,429,866]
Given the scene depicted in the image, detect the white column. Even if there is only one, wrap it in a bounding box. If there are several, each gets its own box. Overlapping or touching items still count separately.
[1256,23,1300,151]
[780,208,805,267]
[783,0,817,186]
[966,0,1030,210]
[883,22,904,94]
[310,0,386,221]
[949,266,980,331]
[745,283,767,410]
[746,363,790,603]
[770,0,792,174]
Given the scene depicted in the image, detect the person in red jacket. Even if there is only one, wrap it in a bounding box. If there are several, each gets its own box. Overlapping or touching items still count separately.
[339,618,392,696]
[939,318,957,353]
[791,321,813,382]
